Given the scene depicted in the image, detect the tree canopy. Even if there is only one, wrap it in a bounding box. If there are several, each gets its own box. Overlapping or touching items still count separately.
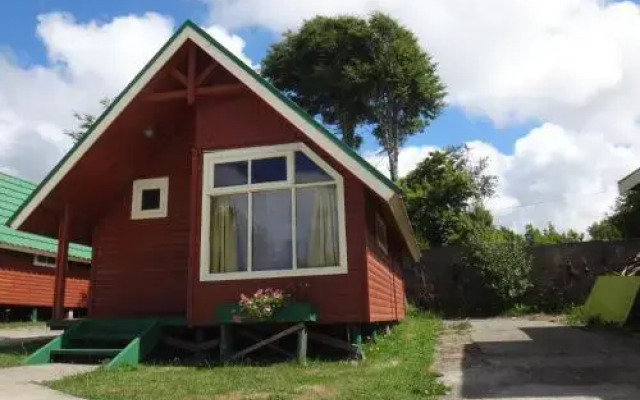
[523,223,584,246]
[400,145,496,248]
[262,13,446,180]
[588,188,640,240]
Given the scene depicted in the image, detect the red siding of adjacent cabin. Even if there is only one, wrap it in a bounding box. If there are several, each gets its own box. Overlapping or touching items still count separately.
[0,248,89,308]
[364,191,406,322]
[188,93,369,325]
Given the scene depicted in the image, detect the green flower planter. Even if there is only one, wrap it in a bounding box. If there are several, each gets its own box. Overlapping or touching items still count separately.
[214,302,317,323]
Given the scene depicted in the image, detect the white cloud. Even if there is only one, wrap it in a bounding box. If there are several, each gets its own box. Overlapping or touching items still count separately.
[204,0,640,231]
[0,13,253,182]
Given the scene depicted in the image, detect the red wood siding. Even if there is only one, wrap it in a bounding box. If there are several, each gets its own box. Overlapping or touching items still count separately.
[364,191,406,322]
[89,117,195,318]
[189,90,370,325]
[0,249,89,308]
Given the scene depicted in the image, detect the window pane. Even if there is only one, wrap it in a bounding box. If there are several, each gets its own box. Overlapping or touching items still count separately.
[295,152,333,184]
[210,194,248,273]
[296,185,339,268]
[140,189,161,210]
[253,190,292,271]
[251,157,287,184]
[214,161,248,187]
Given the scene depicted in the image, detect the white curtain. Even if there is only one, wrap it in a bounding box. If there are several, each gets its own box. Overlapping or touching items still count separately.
[210,196,237,273]
[306,186,339,268]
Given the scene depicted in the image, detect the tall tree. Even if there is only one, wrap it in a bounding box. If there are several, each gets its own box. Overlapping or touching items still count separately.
[400,146,496,248]
[367,13,446,181]
[262,16,372,149]
[261,13,446,178]
[64,97,111,142]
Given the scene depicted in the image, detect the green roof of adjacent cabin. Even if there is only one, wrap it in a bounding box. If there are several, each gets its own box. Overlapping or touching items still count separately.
[0,172,91,261]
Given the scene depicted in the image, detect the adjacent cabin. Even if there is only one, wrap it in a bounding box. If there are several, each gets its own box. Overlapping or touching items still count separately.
[8,21,419,365]
[0,173,90,321]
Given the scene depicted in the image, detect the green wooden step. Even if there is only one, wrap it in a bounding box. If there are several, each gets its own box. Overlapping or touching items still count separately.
[51,348,123,357]
[74,333,139,341]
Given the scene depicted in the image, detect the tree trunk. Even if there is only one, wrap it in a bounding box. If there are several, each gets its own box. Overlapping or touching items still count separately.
[339,118,359,150]
[388,145,399,182]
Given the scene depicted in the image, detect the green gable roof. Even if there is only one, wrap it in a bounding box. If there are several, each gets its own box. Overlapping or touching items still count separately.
[0,172,91,261]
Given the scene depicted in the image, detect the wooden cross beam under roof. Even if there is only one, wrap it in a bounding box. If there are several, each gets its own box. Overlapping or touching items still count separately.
[146,42,242,104]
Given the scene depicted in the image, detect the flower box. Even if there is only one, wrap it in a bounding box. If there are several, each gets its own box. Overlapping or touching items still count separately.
[214,302,317,324]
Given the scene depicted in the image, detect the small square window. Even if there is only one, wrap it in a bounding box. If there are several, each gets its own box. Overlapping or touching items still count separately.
[131,177,169,220]
[141,189,161,210]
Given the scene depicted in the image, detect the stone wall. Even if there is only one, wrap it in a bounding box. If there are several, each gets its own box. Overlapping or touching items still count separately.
[404,239,640,315]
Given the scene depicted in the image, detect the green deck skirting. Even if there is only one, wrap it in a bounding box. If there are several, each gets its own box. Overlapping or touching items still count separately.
[215,302,317,323]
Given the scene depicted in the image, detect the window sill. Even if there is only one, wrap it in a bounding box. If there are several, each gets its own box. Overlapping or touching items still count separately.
[199,265,347,282]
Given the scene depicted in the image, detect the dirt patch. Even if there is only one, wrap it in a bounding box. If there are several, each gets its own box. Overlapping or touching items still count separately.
[295,384,338,399]
[215,392,271,400]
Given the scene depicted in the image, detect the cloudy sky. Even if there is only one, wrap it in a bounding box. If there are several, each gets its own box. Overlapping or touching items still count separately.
[1,0,640,233]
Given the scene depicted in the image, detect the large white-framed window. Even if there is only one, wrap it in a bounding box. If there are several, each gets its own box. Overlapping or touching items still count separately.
[200,143,348,281]
[131,177,169,220]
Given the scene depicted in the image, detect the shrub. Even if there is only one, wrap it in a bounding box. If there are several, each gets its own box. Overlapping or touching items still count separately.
[462,228,533,313]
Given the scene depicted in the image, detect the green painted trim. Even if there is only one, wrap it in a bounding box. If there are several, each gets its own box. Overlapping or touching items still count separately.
[215,302,317,323]
[106,338,140,369]
[24,336,62,365]
[8,19,402,231]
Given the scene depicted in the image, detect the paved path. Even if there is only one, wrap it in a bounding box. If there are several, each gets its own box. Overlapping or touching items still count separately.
[435,318,640,400]
[0,326,61,346]
[0,363,96,399]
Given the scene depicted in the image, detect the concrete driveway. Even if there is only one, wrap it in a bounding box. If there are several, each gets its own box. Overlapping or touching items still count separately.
[436,318,640,400]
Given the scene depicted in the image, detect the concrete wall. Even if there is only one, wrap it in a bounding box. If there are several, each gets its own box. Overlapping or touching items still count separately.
[404,239,640,315]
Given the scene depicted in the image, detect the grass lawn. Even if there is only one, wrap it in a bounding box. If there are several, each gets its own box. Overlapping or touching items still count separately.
[51,313,446,399]
[0,338,51,368]
[0,321,46,330]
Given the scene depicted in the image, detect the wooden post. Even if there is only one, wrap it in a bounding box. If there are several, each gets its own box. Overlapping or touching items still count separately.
[187,42,196,105]
[52,205,70,321]
[186,148,201,323]
[349,324,365,361]
[297,324,308,364]
[220,324,231,362]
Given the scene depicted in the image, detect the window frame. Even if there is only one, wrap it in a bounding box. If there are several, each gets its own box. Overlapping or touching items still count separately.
[375,213,389,255]
[199,143,348,281]
[131,177,169,220]
[33,254,56,268]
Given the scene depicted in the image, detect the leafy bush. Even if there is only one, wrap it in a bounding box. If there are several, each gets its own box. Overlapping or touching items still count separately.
[462,228,533,312]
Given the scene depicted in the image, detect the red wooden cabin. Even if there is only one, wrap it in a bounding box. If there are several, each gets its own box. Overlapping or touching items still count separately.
[0,173,90,321]
[8,21,419,361]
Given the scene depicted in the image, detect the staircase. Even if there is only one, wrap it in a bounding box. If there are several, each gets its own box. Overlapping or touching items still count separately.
[25,318,169,368]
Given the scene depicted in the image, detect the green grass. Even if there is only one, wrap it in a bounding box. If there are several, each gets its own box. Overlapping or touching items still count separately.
[51,314,447,399]
[0,321,46,330]
[0,338,51,368]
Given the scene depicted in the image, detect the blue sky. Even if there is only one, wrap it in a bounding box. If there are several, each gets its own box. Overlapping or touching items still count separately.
[2,0,639,233]
[0,0,532,156]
